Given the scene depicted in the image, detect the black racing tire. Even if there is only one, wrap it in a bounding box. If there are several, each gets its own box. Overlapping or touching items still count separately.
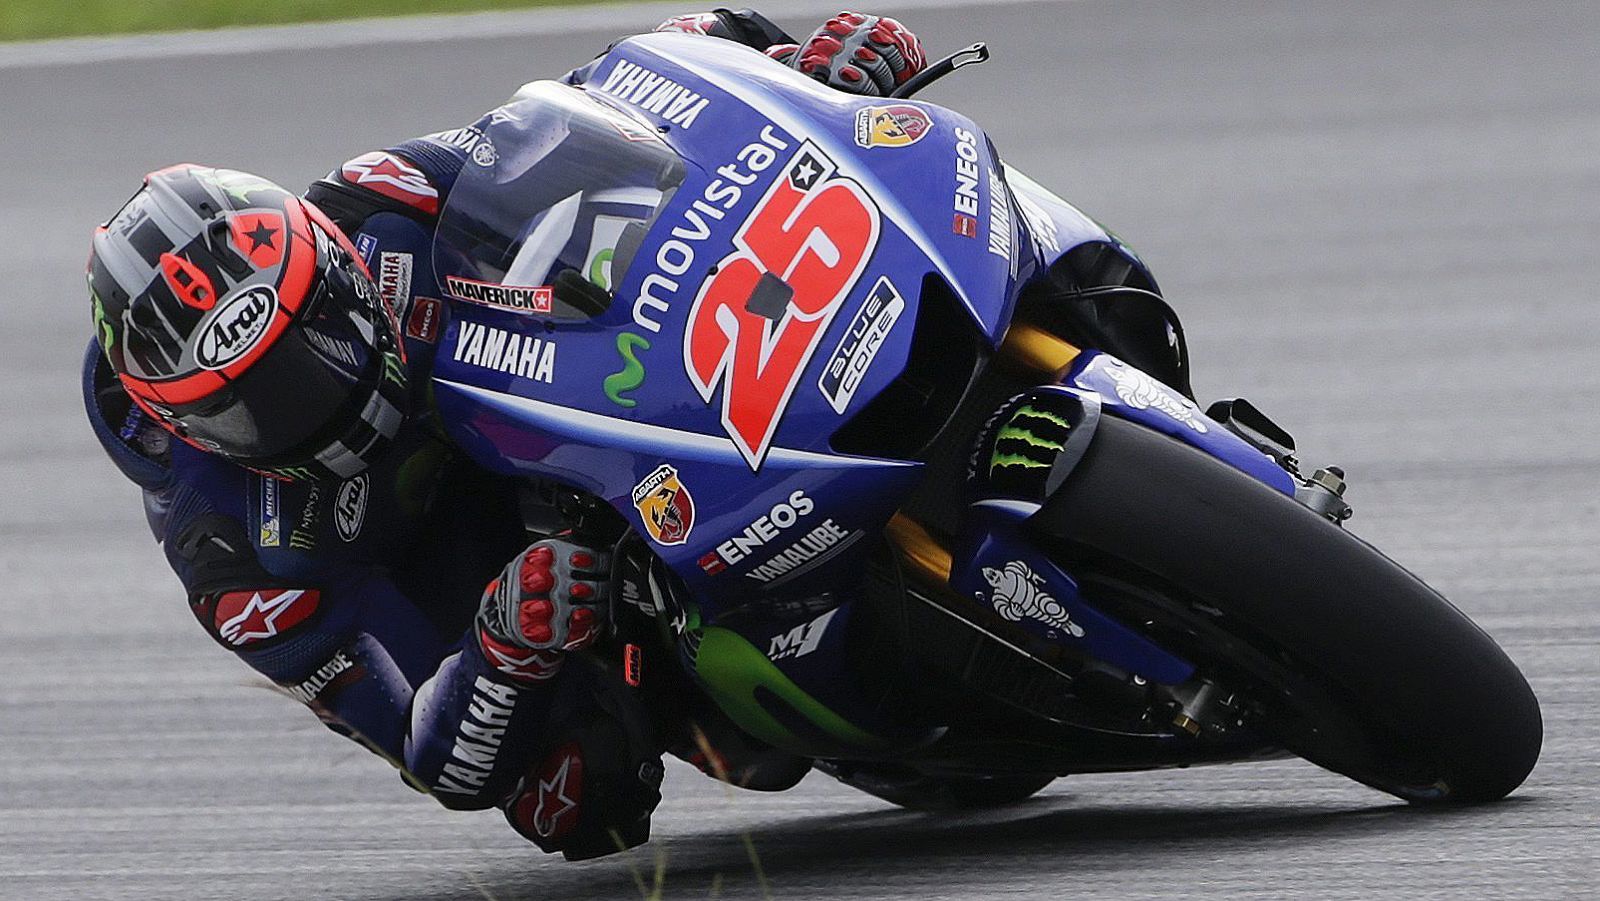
[1031,414,1542,803]
[817,761,1056,811]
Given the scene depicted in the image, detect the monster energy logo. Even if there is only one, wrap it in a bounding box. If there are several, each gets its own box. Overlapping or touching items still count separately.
[288,483,322,550]
[90,287,115,353]
[989,404,1070,477]
[381,351,406,388]
[212,170,281,206]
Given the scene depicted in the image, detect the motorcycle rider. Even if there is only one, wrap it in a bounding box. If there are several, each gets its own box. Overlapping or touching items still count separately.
[83,9,928,860]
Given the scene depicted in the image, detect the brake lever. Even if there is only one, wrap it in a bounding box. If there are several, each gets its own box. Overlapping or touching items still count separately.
[889,42,990,100]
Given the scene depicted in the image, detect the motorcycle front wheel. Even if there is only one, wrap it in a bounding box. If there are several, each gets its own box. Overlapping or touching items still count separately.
[1031,414,1542,803]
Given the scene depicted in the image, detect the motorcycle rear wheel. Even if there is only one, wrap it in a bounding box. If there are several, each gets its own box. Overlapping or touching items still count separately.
[1032,415,1542,803]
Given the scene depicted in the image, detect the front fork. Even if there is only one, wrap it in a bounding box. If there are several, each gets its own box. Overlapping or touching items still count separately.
[911,323,1200,687]
[885,320,1335,739]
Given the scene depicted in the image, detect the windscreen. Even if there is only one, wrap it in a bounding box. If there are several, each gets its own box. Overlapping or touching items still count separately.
[434,81,687,309]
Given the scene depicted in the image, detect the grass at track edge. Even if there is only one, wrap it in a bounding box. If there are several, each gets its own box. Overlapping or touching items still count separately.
[1,0,611,43]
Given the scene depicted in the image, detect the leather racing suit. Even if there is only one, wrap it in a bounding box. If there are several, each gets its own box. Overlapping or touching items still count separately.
[81,8,867,859]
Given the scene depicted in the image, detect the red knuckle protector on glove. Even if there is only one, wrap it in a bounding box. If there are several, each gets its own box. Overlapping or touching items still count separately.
[477,537,611,681]
[786,11,926,96]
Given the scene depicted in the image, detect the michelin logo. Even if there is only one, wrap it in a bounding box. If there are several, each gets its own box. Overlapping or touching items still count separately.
[980,560,1084,638]
[259,477,281,548]
[1104,363,1208,433]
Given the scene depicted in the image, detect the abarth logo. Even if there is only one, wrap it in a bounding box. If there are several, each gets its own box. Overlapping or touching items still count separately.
[855,104,932,149]
[632,464,695,546]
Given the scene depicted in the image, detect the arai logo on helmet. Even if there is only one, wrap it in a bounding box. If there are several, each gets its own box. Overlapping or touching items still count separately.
[334,473,369,543]
[196,285,277,370]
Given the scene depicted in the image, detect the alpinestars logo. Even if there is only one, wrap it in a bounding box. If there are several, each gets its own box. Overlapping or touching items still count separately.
[481,639,563,681]
[980,560,1084,638]
[340,152,439,215]
[684,141,882,470]
[214,588,320,647]
[531,744,584,839]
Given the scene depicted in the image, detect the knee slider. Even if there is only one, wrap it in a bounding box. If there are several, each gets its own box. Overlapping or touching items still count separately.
[502,657,665,860]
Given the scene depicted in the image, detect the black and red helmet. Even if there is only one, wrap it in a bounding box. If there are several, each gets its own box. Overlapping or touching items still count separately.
[88,165,408,482]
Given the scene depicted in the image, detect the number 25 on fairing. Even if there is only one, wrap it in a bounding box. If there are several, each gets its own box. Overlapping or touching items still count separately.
[683,142,882,470]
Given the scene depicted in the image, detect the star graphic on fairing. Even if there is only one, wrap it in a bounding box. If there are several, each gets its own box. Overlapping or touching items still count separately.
[533,753,580,838]
[217,589,309,645]
[789,157,821,190]
[244,221,278,252]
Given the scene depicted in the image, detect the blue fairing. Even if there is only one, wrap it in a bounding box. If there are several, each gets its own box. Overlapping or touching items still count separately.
[951,500,1196,685]
[595,33,1025,341]
[431,33,1050,619]
[1002,167,1157,286]
[428,33,1270,641]
[1066,352,1295,495]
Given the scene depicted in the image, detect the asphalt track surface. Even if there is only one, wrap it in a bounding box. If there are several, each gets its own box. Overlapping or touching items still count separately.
[3,0,1598,898]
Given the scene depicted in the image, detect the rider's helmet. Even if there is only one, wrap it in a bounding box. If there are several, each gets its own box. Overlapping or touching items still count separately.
[87,165,408,482]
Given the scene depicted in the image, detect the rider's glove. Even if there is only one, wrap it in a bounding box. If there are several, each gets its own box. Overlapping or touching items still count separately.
[776,11,928,96]
[476,537,610,682]
[652,11,725,35]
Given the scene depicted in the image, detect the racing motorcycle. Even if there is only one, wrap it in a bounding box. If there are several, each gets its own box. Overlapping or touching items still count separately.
[427,32,1542,810]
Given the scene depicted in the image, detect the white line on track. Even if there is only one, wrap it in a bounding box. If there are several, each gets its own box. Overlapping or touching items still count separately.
[0,0,1062,69]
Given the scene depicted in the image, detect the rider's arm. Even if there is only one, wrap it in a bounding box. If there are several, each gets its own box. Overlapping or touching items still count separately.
[156,456,563,810]
[301,137,462,238]
[562,9,926,97]
[650,8,796,48]
[561,8,796,86]
[84,360,561,811]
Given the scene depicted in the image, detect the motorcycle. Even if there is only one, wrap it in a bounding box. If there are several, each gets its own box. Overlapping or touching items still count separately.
[426,31,1541,813]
